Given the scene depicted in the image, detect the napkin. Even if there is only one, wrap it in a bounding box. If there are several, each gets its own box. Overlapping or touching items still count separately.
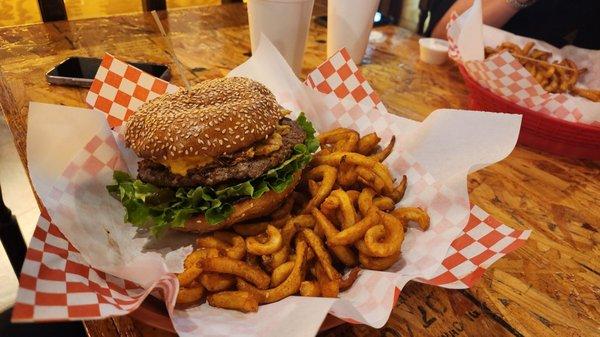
[13,37,530,337]
[447,0,600,125]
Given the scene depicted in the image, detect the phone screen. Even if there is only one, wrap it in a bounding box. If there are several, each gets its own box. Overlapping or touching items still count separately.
[48,57,169,81]
[52,57,102,79]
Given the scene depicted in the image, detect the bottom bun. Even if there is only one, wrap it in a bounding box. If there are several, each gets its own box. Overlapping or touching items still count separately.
[177,170,302,233]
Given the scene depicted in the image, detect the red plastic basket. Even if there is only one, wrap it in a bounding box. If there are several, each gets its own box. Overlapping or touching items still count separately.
[458,66,600,160]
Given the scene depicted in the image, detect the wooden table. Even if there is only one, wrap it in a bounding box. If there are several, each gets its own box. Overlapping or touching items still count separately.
[1,2,598,337]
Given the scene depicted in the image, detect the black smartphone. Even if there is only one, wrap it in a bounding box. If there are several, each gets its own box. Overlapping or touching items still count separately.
[46,56,171,88]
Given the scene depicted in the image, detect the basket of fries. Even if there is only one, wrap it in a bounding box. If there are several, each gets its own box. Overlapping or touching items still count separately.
[458,63,600,159]
[13,39,531,337]
[447,3,600,160]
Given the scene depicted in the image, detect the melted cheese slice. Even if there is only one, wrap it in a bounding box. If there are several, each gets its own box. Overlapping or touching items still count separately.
[160,128,287,176]
[160,155,214,176]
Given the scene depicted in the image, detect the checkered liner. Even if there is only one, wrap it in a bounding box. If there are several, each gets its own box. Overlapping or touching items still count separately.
[464,52,585,123]
[14,52,529,330]
[446,12,460,60]
[447,13,598,126]
[85,53,179,128]
[419,204,529,288]
[12,212,178,321]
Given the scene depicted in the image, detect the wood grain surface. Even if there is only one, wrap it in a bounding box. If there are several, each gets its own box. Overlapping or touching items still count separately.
[1,2,598,337]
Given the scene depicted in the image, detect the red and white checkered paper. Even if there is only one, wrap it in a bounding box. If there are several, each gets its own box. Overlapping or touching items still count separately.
[86,53,179,128]
[447,2,600,126]
[14,49,529,336]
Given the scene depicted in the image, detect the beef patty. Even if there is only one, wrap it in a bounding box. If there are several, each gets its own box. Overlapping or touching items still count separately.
[137,118,306,188]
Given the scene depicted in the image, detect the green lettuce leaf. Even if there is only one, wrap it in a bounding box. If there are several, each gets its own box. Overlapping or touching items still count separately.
[107,113,318,236]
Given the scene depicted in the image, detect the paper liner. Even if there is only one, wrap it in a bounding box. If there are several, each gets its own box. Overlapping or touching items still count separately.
[86,54,179,128]
[14,38,529,337]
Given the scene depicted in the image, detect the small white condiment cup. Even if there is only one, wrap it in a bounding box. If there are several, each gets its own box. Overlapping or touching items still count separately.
[418,38,450,65]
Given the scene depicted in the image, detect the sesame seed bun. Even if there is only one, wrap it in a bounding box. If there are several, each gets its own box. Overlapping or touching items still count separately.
[175,170,302,233]
[125,77,281,162]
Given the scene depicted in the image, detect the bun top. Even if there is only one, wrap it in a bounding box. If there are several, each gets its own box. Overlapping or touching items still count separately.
[125,77,281,162]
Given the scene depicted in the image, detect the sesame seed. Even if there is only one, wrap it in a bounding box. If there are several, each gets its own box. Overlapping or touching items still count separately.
[124,77,280,160]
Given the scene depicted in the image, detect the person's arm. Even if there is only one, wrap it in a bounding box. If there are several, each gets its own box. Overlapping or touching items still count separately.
[431,0,522,39]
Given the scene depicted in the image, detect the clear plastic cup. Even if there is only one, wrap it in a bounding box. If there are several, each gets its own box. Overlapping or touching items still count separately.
[247,0,315,75]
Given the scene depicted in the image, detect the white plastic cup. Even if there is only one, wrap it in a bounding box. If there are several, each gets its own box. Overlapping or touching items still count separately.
[247,0,315,75]
[418,38,449,65]
[327,0,380,64]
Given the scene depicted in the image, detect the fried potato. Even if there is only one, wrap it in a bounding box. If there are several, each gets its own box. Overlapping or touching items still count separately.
[329,189,357,229]
[176,285,205,305]
[314,262,339,298]
[196,236,229,250]
[328,207,379,246]
[358,251,400,271]
[201,257,271,289]
[354,238,374,257]
[322,194,340,210]
[211,231,246,260]
[357,188,377,217]
[246,225,283,255]
[337,156,358,187]
[200,273,235,292]
[357,132,381,155]
[259,239,308,303]
[270,231,294,270]
[271,261,294,287]
[308,179,320,196]
[333,130,359,152]
[364,212,404,257]
[372,196,395,211]
[356,167,386,194]
[184,247,220,268]
[178,247,220,287]
[312,208,357,266]
[371,164,395,196]
[389,175,407,203]
[235,278,268,303]
[291,214,317,228]
[207,291,259,313]
[346,190,360,207]
[299,280,321,297]
[177,265,203,287]
[303,165,338,213]
[572,87,600,102]
[392,207,430,231]
[522,41,534,55]
[319,201,341,229]
[370,136,395,162]
[302,228,339,281]
[270,214,313,269]
[318,127,354,144]
[313,151,380,170]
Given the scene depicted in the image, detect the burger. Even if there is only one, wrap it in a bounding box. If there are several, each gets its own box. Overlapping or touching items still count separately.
[108,77,318,235]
